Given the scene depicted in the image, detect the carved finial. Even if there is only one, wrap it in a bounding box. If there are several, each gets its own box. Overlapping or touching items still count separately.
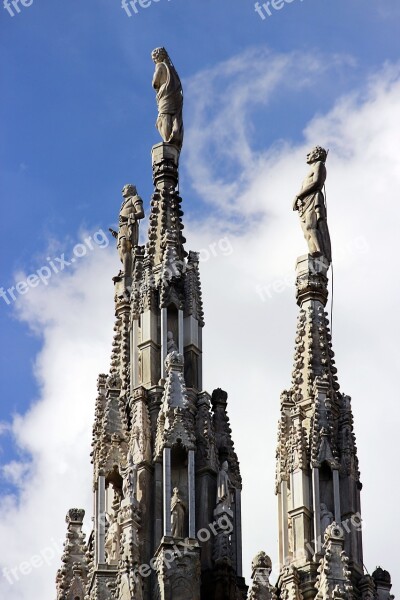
[66,508,85,525]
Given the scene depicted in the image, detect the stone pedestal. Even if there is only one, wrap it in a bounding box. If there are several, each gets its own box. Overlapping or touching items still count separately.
[295,254,329,306]
[154,538,201,600]
[151,142,179,190]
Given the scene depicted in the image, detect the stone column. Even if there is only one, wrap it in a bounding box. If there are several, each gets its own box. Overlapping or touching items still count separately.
[312,467,321,556]
[163,447,172,537]
[131,318,139,393]
[161,308,168,379]
[280,480,289,564]
[178,309,184,355]
[97,474,106,564]
[234,489,243,577]
[332,468,341,523]
[140,309,159,386]
[188,450,196,538]
[153,461,163,550]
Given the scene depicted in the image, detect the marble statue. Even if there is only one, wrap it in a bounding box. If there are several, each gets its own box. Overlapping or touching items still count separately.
[217,461,232,509]
[110,184,144,278]
[293,146,332,263]
[121,453,138,504]
[320,503,334,535]
[105,510,120,563]
[171,487,186,538]
[167,331,179,354]
[151,47,184,150]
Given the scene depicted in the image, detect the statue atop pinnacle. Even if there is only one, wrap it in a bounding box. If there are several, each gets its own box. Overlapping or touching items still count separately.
[293,146,332,264]
[109,184,144,281]
[151,47,184,151]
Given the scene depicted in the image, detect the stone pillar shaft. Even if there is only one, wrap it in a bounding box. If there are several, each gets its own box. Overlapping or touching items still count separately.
[188,450,196,538]
[163,447,172,536]
[97,475,106,564]
[312,467,321,556]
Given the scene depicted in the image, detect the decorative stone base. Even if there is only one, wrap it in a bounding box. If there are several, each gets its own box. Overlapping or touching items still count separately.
[151,143,179,190]
[153,538,201,600]
[295,254,329,306]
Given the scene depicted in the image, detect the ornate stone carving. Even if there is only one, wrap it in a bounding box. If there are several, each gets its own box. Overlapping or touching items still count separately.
[155,352,196,458]
[121,452,138,505]
[105,508,120,565]
[56,509,89,600]
[195,391,218,471]
[248,552,277,600]
[217,460,232,510]
[212,388,242,488]
[129,389,152,464]
[280,565,304,600]
[315,523,353,600]
[184,251,205,326]
[154,542,201,600]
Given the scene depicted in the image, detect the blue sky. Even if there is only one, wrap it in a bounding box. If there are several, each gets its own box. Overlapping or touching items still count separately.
[1,0,400,596]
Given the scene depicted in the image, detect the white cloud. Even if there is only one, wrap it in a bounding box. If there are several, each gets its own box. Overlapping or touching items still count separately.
[0,243,116,598]
[0,49,399,597]
[183,49,400,585]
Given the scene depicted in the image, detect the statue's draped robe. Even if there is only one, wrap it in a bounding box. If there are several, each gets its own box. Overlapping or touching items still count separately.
[299,187,332,263]
[154,60,184,149]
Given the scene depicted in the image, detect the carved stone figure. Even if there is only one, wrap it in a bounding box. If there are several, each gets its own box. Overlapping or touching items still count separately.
[119,572,132,600]
[110,184,144,278]
[167,330,179,354]
[320,503,334,535]
[293,146,331,263]
[118,562,143,600]
[105,510,120,564]
[151,47,184,150]
[121,453,138,504]
[171,487,186,538]
[217,461,232,509]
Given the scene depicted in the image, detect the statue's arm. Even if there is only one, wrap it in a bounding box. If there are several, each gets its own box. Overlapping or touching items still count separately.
[134,197,145,221]
[152,63,166,90]
[296,162,326,200]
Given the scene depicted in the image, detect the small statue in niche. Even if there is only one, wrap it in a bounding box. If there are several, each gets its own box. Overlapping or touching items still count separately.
[293,146,332,264]
[105,509,120,564]
[167,331,179,354]
[217,461,232,510]
[171,487,187,538]
[320,503,334,535]
[121,452,138,504]
[110,184,145,279]
[151,47,184,150]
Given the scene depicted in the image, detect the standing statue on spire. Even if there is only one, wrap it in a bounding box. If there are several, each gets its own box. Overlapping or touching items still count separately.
[151,47,184,151]
[293,146,332,264]
[110,184,144,279]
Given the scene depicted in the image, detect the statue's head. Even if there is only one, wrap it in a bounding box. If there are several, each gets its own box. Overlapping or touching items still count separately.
[122,184,137,197]
[222,461,229,472]
[151,47,168,64]
[307,146,327,164]
[173,486,179,495]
